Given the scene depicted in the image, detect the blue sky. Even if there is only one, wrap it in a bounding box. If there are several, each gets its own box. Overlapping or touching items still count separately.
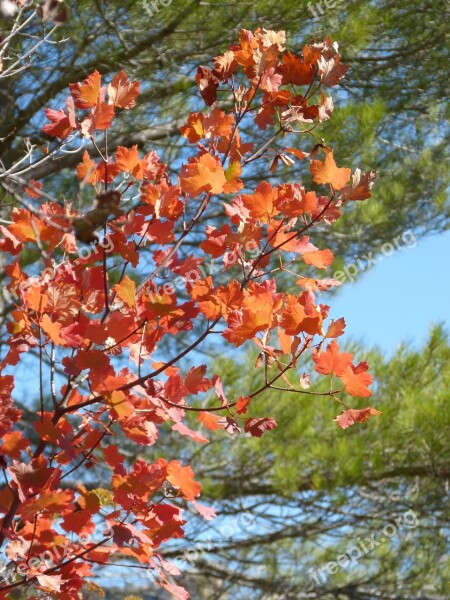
[328,230,450,354]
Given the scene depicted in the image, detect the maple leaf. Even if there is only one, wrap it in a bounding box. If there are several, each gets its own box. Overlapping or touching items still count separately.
[179,153,226,198]
[296,277,341,292]
[36,574,62,593]
[302,248,334,269]
[239,181,279,223]
[213,50,238,80]
[108,70,140,108]
[8,456,54,501]
[113,276,136,308]
[21,490,74,521]
[325,317,346,339]
[192,499,217,520]
[236,396,250,414]
[310,148,351,190]
[223,161,244,193]
[280,51,314,85]
[172,422,208,444]
[244,417,277,437]
[334,407,381,429]
[166,460,202,501]
[313,340,353,376]
[198,411,222,432]
[69,70,101,109]
[280,293,323,336]
[81,102,115,135]
[42,100,76,139]
[24,179,43,198]
[184,365,212,394]
[196,66,219,106]
[339,364,373,397]
[0,431,29,459]
[76,150,98,184]
[115,145,141,176]
[318,54,349,87]
[341,168,377,201]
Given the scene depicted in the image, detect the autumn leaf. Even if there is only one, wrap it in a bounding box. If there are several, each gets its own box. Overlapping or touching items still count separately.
[302,248,334,269]
[108,70,140,108]
[166,461,202,501]
[313,340,353,376]
[339,363,373,397]
[42,101,76,139]
[239,181,279,223]
[184,365,212,394]
[113,276,136,308]
[172,422,209,444]
[69,70,101,109]
[198,411,222,432]
[280,51,314,85]
[179,153,226,197]
[325,317,346,339]
[0,431,29,459]
[341,168,377,201]
[334,407,381,429]
[244,417,277,437]
[196,66,219,105]
[310,148,351,190]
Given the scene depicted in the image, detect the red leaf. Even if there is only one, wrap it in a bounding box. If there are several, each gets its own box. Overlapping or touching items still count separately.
[244,417,277,437]
[196,66,219,105]
[334,407,381,429]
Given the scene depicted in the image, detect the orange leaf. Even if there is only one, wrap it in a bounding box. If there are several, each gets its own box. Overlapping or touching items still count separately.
[115,145,140,174]
[339,364,373,397]
[69,70,101,109]
[179,154,226,198]
[236,396,250,414]
[108,70,140,109]
[166,460,201,501]
[223,161,243,193]
[302,248,334,269]
[325,317,346,339]
[40,314,64,345]
[280,294,323,336]
[81,102,115,135]
[198,411,221,432]
[280,51,314,85]
[239,181,279,223]
[313,340,353,376]
[310,148,351,190]
[184,365,211,394]
[0,431,29,459]
[24,180,43,198]
[113,275,136,308]
[334,407,381,429]
[76,151,98,184]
